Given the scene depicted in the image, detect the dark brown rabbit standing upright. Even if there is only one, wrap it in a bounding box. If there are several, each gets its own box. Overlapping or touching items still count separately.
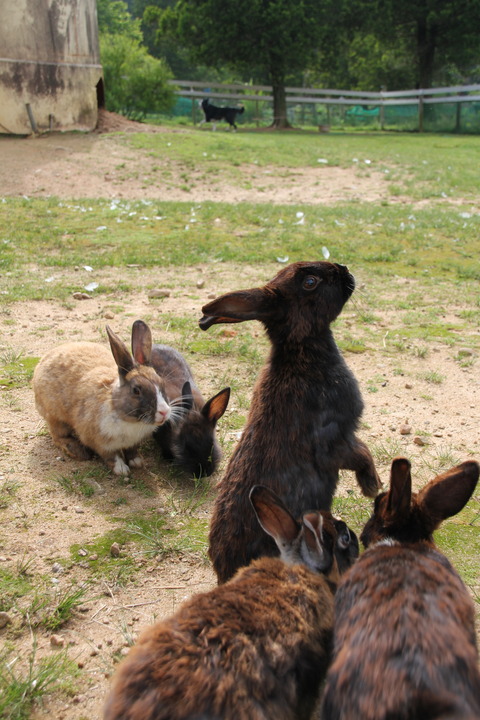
[321,457,480,720]
[199,260,380,583]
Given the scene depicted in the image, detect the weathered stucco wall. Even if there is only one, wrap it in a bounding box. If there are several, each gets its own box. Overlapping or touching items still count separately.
[0,0,103,134]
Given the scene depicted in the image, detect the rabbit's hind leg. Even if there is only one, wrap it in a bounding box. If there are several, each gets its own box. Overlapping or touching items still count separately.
[46,418,93,461]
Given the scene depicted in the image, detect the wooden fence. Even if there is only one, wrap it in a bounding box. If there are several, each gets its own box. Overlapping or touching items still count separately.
[168,80,480,131]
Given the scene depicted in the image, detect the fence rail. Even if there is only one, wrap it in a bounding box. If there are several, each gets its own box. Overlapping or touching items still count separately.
[168,80,480,131]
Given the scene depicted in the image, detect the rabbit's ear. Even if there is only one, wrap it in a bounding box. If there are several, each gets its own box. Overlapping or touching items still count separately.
[417,460,479,529]
[250,485,300,545]
[179,381,194,412]
[106,326,135,380]
[199,289,267,330]
[131,320,152,365]
[386,457,412,523]
[202,387,230,424]
[303,512,326,558]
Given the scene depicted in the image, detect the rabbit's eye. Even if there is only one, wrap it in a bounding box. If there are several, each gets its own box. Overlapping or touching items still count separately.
[132,386,141,396]
[302,275,320,290]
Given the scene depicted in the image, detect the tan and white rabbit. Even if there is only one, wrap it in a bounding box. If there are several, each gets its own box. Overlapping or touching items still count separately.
[321,457,480,720]
[103,485,359,720]
[33,320,170,475]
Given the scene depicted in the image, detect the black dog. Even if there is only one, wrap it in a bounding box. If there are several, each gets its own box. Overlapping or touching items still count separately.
[200,98,244,130]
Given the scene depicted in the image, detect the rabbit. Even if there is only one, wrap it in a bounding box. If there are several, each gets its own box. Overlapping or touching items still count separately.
[199,260,381,582]
[321,456,480,720]
[103,484,359,720]
[150,344,230,477]
[33,320,171,476]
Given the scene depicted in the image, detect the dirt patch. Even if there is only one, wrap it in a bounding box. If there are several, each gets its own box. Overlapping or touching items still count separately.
[0,111,397,205]
[0,117,478,719]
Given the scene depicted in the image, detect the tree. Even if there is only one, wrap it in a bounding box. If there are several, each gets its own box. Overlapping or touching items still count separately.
[100,34,175,119]
[365,0,480,88]
[148,0,339,128]
[97,0,175,119]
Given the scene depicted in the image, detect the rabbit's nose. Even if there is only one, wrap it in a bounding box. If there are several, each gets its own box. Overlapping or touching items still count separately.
[155,406,171,424]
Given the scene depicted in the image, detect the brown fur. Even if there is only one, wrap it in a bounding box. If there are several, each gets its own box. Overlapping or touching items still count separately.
[199,261,380,583]
[33,321,170,474]
[321,457,480,720]
[104,487,359,720]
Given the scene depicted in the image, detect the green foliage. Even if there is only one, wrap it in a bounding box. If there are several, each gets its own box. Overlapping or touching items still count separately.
[0,642,79,720]
[97,0,143,39]
[151,0,338,125]
[100,33,175,119]
[0,351,38,390]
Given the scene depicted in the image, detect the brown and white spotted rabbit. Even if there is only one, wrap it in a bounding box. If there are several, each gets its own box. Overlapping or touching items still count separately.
[103,485,359,720]
[321,457,480,720]
[199,260,380,582]
[33,320,170,475]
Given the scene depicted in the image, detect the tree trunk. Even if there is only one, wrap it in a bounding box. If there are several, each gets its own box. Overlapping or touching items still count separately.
[416,17,437,88]
[269,72,292,129]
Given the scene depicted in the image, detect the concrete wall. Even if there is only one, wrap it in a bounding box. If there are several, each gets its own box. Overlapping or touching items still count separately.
[0,0,103,134]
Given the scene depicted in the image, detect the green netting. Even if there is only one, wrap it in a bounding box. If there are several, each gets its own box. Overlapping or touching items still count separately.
[165,96,480,133]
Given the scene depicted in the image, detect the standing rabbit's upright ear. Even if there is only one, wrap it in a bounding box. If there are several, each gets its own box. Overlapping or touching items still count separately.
[417,460,479,531]
[131,320,153,365]
[106,326,135,380]
[202,387,231,424]
[386,457,412,524]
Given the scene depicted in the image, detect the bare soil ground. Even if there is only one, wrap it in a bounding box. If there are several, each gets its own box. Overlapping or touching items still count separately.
[0,111,397,205]
[0,113,478,719]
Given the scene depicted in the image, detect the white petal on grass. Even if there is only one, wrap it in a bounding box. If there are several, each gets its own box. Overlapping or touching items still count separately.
[84,282,99,292]
[276,256,289,263]
[322,246,330,259]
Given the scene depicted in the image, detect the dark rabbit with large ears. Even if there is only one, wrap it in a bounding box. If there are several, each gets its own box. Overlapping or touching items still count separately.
[150,344,230,477]
[199,260,380,583]
[33,320,170,475]
[103,485,358,720]
[321,457,480,720]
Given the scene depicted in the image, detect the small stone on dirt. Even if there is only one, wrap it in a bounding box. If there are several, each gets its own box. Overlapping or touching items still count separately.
[110,542,121,557]
[51,634,65,647]
[72,292,91,300]
[148,289,170,299]
[52,562,64,574]
[413,436,427,446]
[399,424,412,435]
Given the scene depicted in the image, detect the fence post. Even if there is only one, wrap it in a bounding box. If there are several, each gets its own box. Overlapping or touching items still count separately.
[379,86,385,130]
[418,91,424,132]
